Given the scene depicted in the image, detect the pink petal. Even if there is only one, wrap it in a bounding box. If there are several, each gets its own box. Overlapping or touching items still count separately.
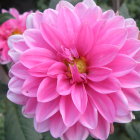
[8,77,23,93]
[50,112,67,138]
[41,9,62,51]
[135,62,140,74]
[83,0,96,8]
[90,114,110,140]
[37,77,59,102]
[107,54,136,77]
[115,112,134,123]
[22,77,42,97]
[10,62,28,79]
[74,3,87,21]
[56,1,74,10]
[81,6,102,26]
[133,49,140,62]
[26,13,34,29]
[80,98,98,129]
[22,98,37,118]
[126,25,139,39]
[47,62,66,76]
[118,71,140,88]
[20,48,54,68]
[71,84,88,113]
[62,123,89,140]
[8,35,28,52]
[89,78,120,94]
[57,6,80,47]
[109,91,129,116]
[57,74,71,95]
[33,11,43,29]
[34,119,49,133]
[87,67,112,82]
[9,8,19,18]
[122,88,140,111]
[29,60,57,77]
[7,91,28,105]
[76,24,93,56]
[100,28,127,47]
[102,10,115,19]
[120,39,140,57]
[88,87,116,122]
[88,44,119,67]
[23,29,48,48]
[60,96,80,127]
[36,98,59,122]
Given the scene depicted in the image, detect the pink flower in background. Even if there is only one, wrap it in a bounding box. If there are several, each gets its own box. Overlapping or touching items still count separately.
[8,0,140,140]
[0,8,29,64]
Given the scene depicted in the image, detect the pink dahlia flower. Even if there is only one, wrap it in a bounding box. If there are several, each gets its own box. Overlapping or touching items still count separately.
[0,8,29,64]
[8,0,140,140]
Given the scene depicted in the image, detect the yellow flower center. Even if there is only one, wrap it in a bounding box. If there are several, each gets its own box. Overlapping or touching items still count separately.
[73,57,87,73]
[65,57,87,77]
[11,29,22,35]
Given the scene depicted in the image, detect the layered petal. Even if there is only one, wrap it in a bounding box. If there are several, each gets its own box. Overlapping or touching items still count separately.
[36,98,59,122]
[71,84,88,113]
[62,123,89,140]
[88,87,116,122]
[60,96,80,126]
[90,114,110,140]
[37,77,59,102]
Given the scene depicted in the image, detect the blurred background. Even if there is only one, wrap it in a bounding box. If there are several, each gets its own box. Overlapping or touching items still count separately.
[0,0,140,140]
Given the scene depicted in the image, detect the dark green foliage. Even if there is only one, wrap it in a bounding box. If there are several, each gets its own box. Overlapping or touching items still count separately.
[0,13,14,25]
[4,100,42,140]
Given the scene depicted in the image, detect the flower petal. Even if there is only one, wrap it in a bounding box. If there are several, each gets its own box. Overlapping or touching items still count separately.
[120,39,140,57]
[8,77,23,93]
[36,98,59,122]
[47,62,66,76]
[23,29,48,48]
[118,71,140,88]
[37,77,58,102]
[76,24,93,56]
[71,84,88,113]
[34,119,49,133]
[87,67,112,82]
[20,48,54,68]
[56,0,74,10]
[88,44,119,67]
[62,123,89,140]
[80,98,98,129]
[7,91,28,105]
[60,95,80,127]
[89,78,120,94]
[90,114,110,140]
[109,91,129,116]
[50,112,67,138]
[57,6,80,47]
[88,87,116,122]
[22,98,37,118]
[107,54,136,77]
[122,88,140,111]
[57,74,71,95]
[22,77,42,97]
[10,62,28,79]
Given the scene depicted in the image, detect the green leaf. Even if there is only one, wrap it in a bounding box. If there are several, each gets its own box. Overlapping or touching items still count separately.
[0,13,14,25]
[119,2,130,18]
[42,132,60,140]
[0,82,8,94]
[4,100,42,140]
[125,122,140,140]
[49,0,60,9]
